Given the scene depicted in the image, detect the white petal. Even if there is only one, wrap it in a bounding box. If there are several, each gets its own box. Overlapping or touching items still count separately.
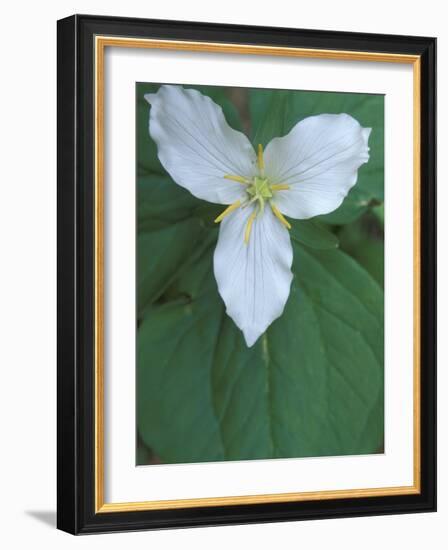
[145,85,257,205]
[264,114,371,219]
[213,205,293,347]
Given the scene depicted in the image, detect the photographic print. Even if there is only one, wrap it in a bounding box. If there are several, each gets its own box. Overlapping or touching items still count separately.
[136,83,385,466]
[58,17,436,533]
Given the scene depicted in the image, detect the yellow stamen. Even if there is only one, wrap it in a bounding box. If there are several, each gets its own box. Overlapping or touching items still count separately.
[244,210,258,244]
[257,144,265,174]
[214,200,241,223]
[224,174,248,185]
[270,203,291,230]
[271,184,290,191]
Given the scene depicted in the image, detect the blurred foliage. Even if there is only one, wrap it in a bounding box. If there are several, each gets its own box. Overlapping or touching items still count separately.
[135,83,384,465]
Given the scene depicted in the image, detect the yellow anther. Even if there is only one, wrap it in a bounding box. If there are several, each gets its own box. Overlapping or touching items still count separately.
[271,184,290,191]
[224,175,248,185]
[244,210,258,244]
[270,203,291,230]
[214,200,241,223]
[257,144,265,174]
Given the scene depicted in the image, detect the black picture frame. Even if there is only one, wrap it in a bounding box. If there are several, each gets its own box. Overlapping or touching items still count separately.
[57,14,436,534]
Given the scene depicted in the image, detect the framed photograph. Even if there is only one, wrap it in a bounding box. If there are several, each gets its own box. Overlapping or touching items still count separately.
[57,14,436,534]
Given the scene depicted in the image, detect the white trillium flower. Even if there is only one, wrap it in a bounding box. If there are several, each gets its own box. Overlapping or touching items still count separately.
[145,85,371,347]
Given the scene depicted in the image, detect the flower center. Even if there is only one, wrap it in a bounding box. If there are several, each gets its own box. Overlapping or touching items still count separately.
[215,143,292,244]
[247,176,273,203]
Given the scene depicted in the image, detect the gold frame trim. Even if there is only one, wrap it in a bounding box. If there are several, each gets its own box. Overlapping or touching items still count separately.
[94,36,422,513]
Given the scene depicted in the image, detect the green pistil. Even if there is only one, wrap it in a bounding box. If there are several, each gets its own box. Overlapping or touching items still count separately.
[247,177,273,199]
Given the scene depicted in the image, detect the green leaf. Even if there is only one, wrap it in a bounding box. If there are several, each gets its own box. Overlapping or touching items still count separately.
[351,240,384,289]
[137,219,206,318]
[290,219,339,249]
[318,187,372,225]
[372,204,385,228]
[337,214,384,287]
[137,243,383,464]
[138,174,202,232]
[250,89,291,146]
